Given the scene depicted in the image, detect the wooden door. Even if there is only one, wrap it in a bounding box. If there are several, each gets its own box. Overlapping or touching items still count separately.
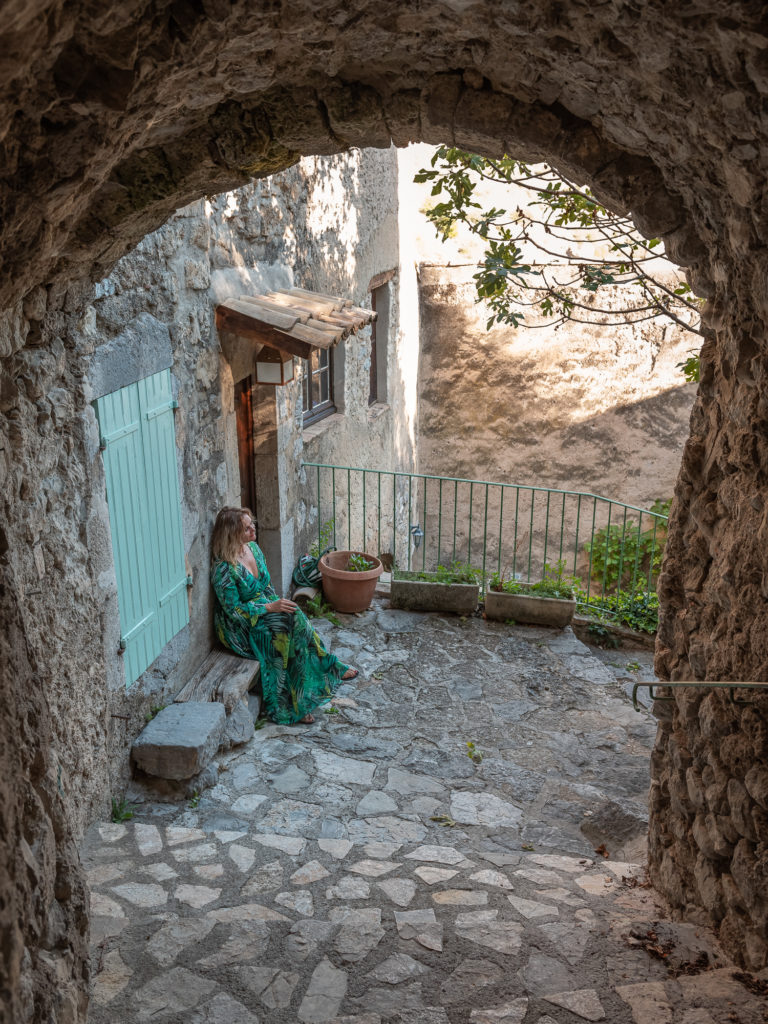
[234,375,257,527]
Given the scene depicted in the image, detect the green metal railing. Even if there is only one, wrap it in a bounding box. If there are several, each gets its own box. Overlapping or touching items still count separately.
[302,463,669,620]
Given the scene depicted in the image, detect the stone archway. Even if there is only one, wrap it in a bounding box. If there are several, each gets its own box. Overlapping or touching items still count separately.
[2,3,768,1018]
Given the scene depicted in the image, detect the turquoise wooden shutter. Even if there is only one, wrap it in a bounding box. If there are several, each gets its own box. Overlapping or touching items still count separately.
[96,370,189,686]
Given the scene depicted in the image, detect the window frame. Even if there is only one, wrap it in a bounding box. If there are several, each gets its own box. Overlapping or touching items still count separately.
[302,346,336,426]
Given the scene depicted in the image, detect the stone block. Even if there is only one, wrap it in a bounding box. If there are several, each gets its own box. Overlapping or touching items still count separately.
[685,767,706,810]
[745,764,768,810]
[132,702,226,780]
[580,799,648,848]
[484,588,575,628]
[223,700,254,748]
[727,778,758,841]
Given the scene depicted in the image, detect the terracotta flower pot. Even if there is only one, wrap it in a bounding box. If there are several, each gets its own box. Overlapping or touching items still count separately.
[319,550,383,613]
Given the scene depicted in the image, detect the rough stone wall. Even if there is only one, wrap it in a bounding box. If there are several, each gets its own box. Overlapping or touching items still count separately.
[0,289,105,1023]
[3,2,768,1017]
[418,264,695,504]
[649,689,768,970]
[413,265,696,581]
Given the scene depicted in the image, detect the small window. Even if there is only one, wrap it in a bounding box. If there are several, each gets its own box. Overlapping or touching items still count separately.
[302,348,335,425]
[367,276,392,405]
[368,290,378,406]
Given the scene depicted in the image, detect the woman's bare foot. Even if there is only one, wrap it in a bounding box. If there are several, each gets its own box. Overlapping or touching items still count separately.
[342,668,359,680]
[298,713,315,724]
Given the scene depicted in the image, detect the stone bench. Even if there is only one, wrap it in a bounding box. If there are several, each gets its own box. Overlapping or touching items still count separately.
[175,648,262,749]
[131,650,262,795]
[175,648,261,711]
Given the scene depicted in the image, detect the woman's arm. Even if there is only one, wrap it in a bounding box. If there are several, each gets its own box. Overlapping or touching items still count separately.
[211,561,270,626]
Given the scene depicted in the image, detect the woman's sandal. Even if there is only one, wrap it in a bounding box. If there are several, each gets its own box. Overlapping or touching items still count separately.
[298,713,315,724]
[342,668,359,681]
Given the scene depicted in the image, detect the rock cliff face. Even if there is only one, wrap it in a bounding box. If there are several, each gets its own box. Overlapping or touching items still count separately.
[417,264,696,508]
[2,2,768,1019]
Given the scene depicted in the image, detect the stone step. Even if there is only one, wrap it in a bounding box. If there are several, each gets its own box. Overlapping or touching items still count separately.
[131,701,226,781]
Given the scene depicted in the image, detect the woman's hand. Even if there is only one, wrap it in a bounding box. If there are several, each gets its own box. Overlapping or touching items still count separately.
[266,598,298,614]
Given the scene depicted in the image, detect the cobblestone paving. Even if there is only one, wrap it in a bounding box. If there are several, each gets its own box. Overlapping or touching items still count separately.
[83,605,766,1023]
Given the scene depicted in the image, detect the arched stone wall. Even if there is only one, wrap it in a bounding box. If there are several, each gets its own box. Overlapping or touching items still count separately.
[2,3,768,1018]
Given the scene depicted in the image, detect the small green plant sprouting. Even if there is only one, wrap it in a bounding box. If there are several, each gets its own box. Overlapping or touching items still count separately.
[626,661,641,673]
[466,740,483,764]
[309,519,335,558]
[111,797,134,823]
[521,843,535,851]
[254,718,268,731]
[394,560,481,584]
[430,814,457,827]
[323,705,340,715]
[145,704,166,723]
[347,553,375,572]
[490,559,578,599]
[304,592,341,627]
[188,790,201,809]
[504,618,516,626]
[588,621,620,649]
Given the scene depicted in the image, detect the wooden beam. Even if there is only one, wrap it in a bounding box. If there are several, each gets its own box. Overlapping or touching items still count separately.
[215,307,313,359]
[219,297,297,331]
[368,268,396,292]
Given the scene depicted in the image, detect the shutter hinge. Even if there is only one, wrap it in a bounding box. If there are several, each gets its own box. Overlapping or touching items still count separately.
[99,436,108,450]
[186,574,193,587]
[118,638,127,654]
[171,399,179,410]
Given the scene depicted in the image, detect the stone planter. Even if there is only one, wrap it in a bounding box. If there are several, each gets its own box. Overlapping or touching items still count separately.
[484,586,576,627]
[319,550,383,613]
[390,577,479,614]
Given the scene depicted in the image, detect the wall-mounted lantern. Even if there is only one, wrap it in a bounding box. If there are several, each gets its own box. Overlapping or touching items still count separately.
[410,524,424,550]
[255,346,295,386]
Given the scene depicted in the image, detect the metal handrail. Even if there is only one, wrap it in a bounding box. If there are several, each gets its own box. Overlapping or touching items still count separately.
[632,680,768,711]
[302,462,669,623]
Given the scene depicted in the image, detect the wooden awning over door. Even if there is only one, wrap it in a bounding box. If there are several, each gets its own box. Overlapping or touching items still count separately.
[215,287,377,361]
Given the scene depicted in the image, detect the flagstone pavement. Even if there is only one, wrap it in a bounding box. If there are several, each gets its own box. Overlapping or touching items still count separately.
[82,603,767,1023]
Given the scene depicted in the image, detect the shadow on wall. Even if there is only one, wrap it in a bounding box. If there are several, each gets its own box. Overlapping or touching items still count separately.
[417,266,697,510]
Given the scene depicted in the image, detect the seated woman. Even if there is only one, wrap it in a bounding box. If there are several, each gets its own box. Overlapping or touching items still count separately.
[210,507,357,724]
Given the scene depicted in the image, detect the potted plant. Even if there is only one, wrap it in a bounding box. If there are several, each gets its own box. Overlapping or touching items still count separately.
[390,562,481,614]
[319,550,384,613]
[485,560,578,627]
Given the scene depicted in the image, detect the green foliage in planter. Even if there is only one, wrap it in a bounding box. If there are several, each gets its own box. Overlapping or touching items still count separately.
[394,561,481,584]
[584,499,670,590]
[490,559,578,599]
[347,553,376,572]
[309,518,335,558]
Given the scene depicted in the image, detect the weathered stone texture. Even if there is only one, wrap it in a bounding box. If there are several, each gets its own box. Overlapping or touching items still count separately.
[131,702,226,780]
[1,1,768,1019]
[649,689,768,969]
[416,264,695,510]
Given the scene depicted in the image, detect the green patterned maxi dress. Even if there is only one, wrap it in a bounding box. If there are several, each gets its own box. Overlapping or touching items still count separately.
[211,541,349,724]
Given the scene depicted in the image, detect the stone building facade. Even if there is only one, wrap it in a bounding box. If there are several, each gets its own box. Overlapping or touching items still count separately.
[78,145,416,804]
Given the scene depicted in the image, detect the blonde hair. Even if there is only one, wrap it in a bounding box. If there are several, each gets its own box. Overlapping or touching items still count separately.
[211,507,254,565]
